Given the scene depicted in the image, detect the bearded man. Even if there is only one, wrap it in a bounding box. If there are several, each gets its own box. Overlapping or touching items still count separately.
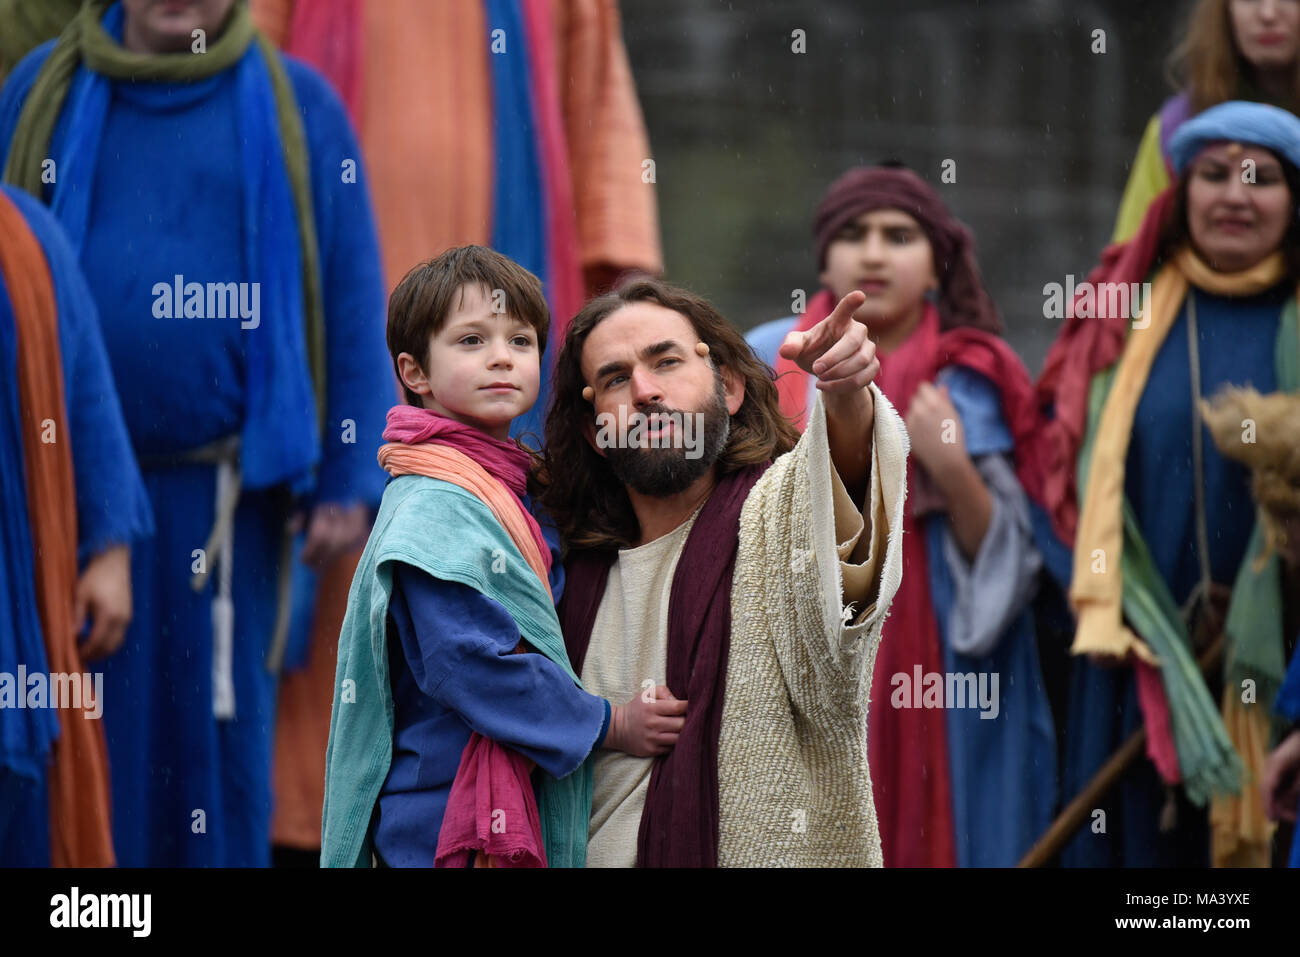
[542,278,908,866]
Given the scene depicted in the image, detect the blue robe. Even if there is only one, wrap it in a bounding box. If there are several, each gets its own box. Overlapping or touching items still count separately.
[1061,284,1283,867]
[0,34,391,865]
[925,368,1057,868]
[0,184,152,866]
[1277,633,1300,867]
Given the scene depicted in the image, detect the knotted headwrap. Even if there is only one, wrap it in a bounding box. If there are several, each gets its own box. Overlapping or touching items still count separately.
[812,165,1001,334]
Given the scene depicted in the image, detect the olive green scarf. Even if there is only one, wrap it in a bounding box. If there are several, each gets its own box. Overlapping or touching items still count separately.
[2,0,325,426]
[0,0,82,80]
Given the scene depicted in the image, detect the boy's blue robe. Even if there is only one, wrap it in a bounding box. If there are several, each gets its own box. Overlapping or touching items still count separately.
[0,29,391,866]
[0,184,152,866]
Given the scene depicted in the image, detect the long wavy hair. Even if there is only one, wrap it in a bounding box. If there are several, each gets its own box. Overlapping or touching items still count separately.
[539,279,799,552]
[1170,0,1300,113]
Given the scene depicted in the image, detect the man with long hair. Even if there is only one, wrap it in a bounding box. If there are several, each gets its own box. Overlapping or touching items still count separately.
[542,278,908,866]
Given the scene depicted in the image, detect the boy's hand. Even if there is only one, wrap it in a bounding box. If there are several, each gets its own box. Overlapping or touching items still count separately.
[604,685,687,757]
[75,545,132,662]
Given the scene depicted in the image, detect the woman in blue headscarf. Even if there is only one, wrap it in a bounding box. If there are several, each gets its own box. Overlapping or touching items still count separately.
[1039,100,1300,867]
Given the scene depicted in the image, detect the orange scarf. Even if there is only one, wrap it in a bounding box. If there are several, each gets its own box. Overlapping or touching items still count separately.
[0,189,115,867]
[377,442,551,596]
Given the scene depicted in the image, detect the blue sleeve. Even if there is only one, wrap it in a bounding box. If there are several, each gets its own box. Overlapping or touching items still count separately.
[288,60,392,509]
[2,186,153,565]
[931,364,1040,656]
[388,561,606,779]
[1277,638,1300,724]
[596,698,611,748]
[937,365,1013,457]
[0,41,53,166]
[745,316,798,369]
[525,493,565,605]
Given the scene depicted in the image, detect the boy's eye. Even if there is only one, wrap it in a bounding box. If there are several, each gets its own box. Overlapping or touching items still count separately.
[511,334,534,347]
[459,334,483,345]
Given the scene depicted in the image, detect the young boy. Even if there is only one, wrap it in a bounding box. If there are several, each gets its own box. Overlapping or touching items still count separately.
[321,245,685,867]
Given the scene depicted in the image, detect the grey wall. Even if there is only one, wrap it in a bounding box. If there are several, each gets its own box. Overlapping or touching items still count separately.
[622,0,1193,371]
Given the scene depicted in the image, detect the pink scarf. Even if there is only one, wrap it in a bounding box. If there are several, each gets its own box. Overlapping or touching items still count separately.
[382,405,550,574]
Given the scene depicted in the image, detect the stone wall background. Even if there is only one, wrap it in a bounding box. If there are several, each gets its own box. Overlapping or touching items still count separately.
[621,0,1190,370]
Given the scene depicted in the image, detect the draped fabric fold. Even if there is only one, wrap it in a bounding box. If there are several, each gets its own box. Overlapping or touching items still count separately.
[0,189,114,867]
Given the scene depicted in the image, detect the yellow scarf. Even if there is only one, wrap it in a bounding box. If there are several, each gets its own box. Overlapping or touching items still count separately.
[1069,247,1287,662]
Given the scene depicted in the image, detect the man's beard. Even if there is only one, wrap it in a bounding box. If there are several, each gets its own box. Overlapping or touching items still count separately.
[604,378,732,497]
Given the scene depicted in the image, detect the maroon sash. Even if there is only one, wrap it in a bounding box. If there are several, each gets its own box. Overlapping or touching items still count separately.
[559,463,767,867]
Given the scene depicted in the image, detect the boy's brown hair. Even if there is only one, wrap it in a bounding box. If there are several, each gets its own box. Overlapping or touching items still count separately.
[387,245,550,405]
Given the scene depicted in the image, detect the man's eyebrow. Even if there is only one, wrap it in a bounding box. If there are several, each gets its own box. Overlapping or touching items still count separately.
[594,339,684,381]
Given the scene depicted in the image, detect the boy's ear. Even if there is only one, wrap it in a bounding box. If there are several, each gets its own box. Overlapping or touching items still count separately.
[397,352,431,398]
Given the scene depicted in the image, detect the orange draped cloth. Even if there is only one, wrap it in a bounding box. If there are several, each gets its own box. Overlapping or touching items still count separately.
[253,0,662,291]
[0,190,115,867]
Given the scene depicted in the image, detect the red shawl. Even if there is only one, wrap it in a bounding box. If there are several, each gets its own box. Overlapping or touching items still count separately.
[1035,188,1177,544]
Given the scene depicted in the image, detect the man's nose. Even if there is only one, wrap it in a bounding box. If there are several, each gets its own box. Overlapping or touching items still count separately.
[628,367,663,406]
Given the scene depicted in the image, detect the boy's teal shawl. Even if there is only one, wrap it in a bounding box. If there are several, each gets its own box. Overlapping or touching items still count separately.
[320,474,594,867]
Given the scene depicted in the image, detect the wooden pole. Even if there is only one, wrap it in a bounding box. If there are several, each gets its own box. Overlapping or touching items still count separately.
[1018,634,1226,867]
